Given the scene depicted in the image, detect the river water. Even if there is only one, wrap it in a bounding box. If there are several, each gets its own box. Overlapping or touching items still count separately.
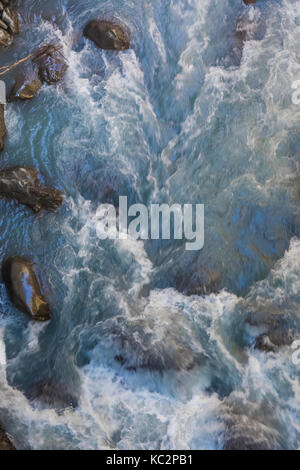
[0,0,299,450]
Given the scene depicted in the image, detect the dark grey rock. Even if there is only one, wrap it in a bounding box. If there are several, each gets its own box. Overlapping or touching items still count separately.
[0,167,64,213]
[84,19,130,51]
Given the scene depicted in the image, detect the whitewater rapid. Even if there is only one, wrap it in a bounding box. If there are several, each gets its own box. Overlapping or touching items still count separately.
[0,0,299,449]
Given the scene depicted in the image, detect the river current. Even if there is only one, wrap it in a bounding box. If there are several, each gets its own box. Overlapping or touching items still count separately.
[0,0,299,450]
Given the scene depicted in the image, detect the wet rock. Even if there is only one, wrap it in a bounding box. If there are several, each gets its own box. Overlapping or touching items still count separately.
[0,1,19,47]
[34,47,68,85]
[223,416,278,450]
[175,269,220,296]
[0,27,12,46]
[243,0,259,4]
[103,310,206,372]
[254,328,293,353]
[246,301,294,352]
[221,402,284,450]
[83,20,130,51]
[0,423,15,450]
[1,7,19,35]
[0,18,9,31]
[0,167,64,213]
[9,75,42,101]
[28,380,78,412]
[0,104,6,151]
[2,256,52,322]
[235,8,266,44]
[255,334,276,353]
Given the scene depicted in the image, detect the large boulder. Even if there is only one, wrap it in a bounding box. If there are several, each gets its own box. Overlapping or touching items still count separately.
[2,256,52,322]
[0,423,15,450]
[0,167,64,213]
[9,75,42,101]
[34,47,68,85]
[0,104,6,151]
[83,19,130,51]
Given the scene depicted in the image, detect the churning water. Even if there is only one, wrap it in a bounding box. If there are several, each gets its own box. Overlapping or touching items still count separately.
[0,0,299,450]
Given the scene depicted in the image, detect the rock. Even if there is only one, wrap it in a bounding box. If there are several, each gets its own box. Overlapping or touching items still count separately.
[0,27,12,46]
[28,380,78,412]
[255,334,276,353]
[0,167,64,213]
[83,20,130,51]
[2,256,52,322]
[0,2,19,47]
[9,76,42,101]
[223,418,277,450]
[0,19,8,30]
[0,423,15,450]
[243,0,259,4]
[246,301,294,352]
[255,328,293,353]
[103,311,206,372]
[34,48,68,85]
[221,403,283,450]
[0,104,6,151]
[1,7,19,35]
[175,269,220,296]
[236,7,265,43]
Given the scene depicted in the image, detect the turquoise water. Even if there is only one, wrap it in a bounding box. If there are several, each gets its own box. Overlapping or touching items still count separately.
[0,0,299,449]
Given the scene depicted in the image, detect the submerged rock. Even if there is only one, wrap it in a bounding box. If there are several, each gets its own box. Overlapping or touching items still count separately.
[0,167,64,213]
[84,20,130,51]
[0,104,6,151]
[221,401,284,450]
[9,75,42,101]
[2,256,52,322]
[0,423,15,450]
[255,334,276,353]
[235,8,266,43]
[28,380,78,412]
[101,307,206,372]
[34,46,68,85]
[223,415,279,450]
[175,269,220,296]
[246,301,294,352]
[254,328,293,353]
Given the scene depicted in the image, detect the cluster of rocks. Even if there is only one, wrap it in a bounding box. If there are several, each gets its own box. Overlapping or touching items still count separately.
[0,14,132,448]
[9,46,68,103]
[0,17,132,323]
[0,0,19,47]
[0,166,63,322]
